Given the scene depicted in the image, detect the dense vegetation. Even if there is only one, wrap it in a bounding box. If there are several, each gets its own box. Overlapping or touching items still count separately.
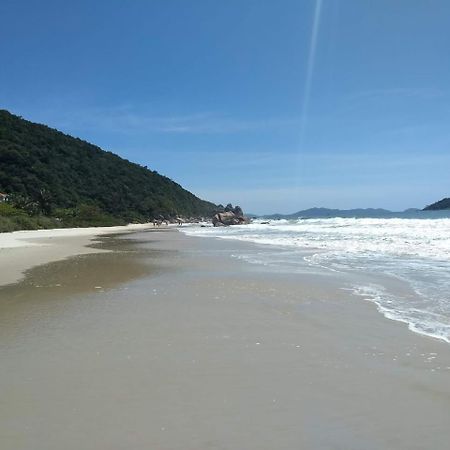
[0,110,216,231]
[423,198,450,211]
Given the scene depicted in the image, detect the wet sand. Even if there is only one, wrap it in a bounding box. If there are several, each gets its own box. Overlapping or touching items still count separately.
[1,230,450,449]
[0,223,155,286]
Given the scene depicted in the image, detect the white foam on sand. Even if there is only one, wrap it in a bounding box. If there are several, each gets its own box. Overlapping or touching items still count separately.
[350,284,450,344]
[182,218,450,343]
[0,223,155,286]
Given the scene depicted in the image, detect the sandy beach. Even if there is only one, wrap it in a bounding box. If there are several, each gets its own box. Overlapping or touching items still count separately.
[1,228,450,450]
[0,224,156,287]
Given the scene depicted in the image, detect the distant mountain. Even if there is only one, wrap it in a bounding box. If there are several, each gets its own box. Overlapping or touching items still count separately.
[403,208,421,213]
[264,207,395,219]
[0,110,216,223]
[423,198,450,211]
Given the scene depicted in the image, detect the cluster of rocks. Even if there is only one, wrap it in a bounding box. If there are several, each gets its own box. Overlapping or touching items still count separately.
[212,204,250,227]
[150,204,250,228]
[151,214,209,226]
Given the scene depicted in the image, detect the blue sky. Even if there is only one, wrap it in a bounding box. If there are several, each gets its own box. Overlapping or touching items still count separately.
[1,0,449,214]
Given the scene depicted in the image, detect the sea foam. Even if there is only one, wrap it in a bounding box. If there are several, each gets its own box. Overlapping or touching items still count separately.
[182,217,450,343]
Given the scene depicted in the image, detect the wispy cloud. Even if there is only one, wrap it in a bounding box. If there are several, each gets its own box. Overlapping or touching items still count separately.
[335,87,449,117]
[348,87,447,102]
[150,147,450,196]
[323,86,450,136]
[24,104,299,136]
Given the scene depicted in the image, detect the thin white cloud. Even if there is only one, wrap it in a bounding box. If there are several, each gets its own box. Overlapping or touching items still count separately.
[329,87,449,120]
[143,147,450,172]
[348,87,447,101]
[19,104,300,135]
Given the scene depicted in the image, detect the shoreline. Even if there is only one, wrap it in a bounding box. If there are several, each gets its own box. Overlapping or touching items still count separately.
[181,222,450,346]
[0,223,156,287]
[1,229,450,449]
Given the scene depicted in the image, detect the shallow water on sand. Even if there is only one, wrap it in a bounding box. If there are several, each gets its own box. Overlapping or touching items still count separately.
[182,218,450,343]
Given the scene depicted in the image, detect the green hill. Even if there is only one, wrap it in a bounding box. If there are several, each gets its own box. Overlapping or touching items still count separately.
[423,198,450,211]
[0,109,216,230]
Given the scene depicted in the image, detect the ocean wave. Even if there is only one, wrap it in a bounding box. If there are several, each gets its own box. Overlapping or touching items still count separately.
[182,218,450,343]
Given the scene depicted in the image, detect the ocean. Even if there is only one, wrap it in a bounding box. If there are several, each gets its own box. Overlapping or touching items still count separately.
[182,213,450,343]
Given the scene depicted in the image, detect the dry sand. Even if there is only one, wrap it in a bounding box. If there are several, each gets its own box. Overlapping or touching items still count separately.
[1,229,450,449]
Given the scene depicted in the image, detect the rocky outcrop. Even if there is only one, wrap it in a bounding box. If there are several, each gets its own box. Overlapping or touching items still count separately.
[212,205,250,227]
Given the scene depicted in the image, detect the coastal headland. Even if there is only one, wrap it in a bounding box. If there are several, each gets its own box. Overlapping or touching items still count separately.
[1,227,450,449]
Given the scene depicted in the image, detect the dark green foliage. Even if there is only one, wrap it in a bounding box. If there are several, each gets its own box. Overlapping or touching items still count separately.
[0,110,216,229]
[0,202,61,232]
[7,193,39,215]
[0,203,25,217]
[53,204,126,228]
[423,198,450,211]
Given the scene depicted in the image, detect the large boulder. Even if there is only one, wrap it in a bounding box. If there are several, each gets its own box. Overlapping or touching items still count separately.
[212,205,250,227]
[213,211,239,226]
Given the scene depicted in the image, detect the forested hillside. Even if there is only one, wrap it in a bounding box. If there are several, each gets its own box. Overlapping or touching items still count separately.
[0,110,216,230]
[423,198,450,211]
